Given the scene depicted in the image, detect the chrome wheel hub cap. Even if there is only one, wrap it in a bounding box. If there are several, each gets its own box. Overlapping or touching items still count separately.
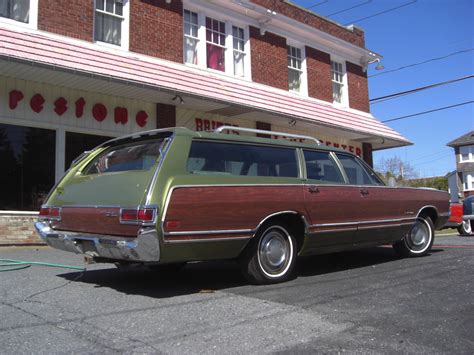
[258,228,292,277]
[406,219,431,252]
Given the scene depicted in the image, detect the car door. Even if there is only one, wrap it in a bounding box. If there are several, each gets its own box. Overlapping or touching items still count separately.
[302,150,360,252]
[335,153,405,246]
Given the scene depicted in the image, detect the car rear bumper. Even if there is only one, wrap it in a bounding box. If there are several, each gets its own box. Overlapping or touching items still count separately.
[34,221,160,262]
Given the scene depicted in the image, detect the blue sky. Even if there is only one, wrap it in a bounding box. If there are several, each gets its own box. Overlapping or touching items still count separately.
[293,0,474,177]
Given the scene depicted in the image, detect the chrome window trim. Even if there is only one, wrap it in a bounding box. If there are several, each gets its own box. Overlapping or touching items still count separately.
[145,136,174,205]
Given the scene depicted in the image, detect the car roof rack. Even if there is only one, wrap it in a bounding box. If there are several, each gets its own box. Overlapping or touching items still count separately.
[214,125,321,146]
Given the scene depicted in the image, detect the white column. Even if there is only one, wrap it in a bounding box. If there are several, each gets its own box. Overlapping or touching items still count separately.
[55,128,65,183]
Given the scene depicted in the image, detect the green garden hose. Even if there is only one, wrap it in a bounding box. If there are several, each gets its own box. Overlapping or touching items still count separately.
[0,259,85,272]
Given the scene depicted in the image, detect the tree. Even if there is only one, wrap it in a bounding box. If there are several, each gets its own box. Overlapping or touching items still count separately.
[376,156,418,185]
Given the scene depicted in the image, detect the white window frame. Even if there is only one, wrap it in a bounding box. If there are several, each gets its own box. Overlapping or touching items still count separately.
[183,9,199,65]
[182,4,251,80]
[459,146,474,163]
[93,0,130,51]
[286,42,307,96]
[463,172,474,191]
[0,0,38,30]
[330,56,349,107]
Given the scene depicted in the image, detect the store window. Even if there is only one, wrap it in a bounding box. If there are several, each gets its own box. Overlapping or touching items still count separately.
[0,124,55,211]
[331,60,346,104]
[182,8,250,79]
[65,132,112,169]
[94,0,128,47]
[288,46,303,93]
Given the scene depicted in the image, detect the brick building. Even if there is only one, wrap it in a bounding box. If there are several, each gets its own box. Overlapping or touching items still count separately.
[0,0,410,244]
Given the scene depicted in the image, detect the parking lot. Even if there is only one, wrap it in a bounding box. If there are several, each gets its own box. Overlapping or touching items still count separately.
[1,233,473,354]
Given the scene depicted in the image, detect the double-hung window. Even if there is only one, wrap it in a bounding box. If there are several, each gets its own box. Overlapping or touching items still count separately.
[0,0,29,23]
[182,8,250,79]
[232,26,245,77]
[460,146,474,163]
[331,60,345,104]
[206,17,226,72]
[184,10,199,65]
[94,0,125,47]
[288,46,303,93]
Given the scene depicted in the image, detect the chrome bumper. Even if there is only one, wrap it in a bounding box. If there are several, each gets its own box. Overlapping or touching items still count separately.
[34,221,160,262]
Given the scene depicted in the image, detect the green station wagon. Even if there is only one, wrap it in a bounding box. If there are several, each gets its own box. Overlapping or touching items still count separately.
[35,126,450,284]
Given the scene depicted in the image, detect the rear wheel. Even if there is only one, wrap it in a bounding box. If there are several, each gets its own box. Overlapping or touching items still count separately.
[393,216,434,257]
[240,224,296,284]
[457,220,473,236]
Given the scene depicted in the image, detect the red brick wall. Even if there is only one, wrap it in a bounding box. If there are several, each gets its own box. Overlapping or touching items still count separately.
[250,0,365,47]
[130,0,183,63]
[38,0,94,42]
[306,46,332,103]
[346,61,370,113]
[249,26,288,91]
[0,214,43,245]
[156,103,176,128]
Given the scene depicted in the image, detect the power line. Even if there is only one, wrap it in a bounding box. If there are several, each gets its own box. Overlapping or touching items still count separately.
[344,0,417,25]
[382,100,474,123]
[307,0,330,10]
[370,48,474,78]
[326,0,372,17]
[370,75,474,104]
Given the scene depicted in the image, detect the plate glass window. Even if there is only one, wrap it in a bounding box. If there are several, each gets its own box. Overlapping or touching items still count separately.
[206,17,226,72]
[331,60,344,103]
[288,46,302,92]
[94,0,124,46]
[233,26,245,77]
[0,0,29,23]
[183,9,199,64]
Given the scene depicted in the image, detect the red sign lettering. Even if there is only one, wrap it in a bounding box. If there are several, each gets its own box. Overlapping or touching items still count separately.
[92,103,107,122]
[136,110,148,127]
[114,107,128,125]
[195,118,239,134]
[30,94,45,113]
[75,98,86,118]
[54,97,68,116]
[9,90,24,109]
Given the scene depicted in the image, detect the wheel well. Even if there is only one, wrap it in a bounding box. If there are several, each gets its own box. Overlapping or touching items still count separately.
[259,214,306,253]
[418,207,438,224]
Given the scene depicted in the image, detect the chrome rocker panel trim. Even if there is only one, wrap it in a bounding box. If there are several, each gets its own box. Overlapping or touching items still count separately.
[34,222,160,262]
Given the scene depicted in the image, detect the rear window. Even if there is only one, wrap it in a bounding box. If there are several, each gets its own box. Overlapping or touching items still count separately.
[83,139,164,175]
[187,141,299,178]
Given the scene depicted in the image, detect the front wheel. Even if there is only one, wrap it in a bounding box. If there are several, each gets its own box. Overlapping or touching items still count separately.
[457,220,473,236]
[393,216,434,257]
[240,224,296,284]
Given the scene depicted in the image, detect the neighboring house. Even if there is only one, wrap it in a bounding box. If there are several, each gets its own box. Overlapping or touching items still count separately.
[447,131,474,198]
[0,0,411,244]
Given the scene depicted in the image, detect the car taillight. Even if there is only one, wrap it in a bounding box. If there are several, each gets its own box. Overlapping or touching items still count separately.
[39,206,61,220]
[120,207,156,225]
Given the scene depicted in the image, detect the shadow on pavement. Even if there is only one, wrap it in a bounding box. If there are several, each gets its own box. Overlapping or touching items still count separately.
[59,246,439,298]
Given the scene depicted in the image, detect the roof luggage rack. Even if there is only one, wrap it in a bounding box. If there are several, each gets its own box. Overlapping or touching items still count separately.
[214,125,321,146]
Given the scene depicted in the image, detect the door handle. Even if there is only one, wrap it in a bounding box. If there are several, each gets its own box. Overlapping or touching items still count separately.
[308,186,319,194]
[360,188,369,196]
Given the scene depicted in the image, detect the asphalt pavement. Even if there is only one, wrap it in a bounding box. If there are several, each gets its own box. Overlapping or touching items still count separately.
[1,233,473,354]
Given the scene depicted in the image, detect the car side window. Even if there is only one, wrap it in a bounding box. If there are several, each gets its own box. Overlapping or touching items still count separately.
[336,154,382,186]
[303,150,344,183]
[187,141,299,178]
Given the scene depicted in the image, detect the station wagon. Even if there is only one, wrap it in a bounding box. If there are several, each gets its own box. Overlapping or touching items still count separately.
[35,126,450,284]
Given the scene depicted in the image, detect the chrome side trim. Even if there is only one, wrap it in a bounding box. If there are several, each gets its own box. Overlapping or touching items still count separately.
[165,228,255,236]
[254,210,299,232]
[310,217,416,228]
[164,235,252,243]
[311,228,358,234]
[358,223,404,230]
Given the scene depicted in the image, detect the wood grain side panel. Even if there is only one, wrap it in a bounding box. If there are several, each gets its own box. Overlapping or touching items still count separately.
[51,207,140,237]
[163,185,306,234]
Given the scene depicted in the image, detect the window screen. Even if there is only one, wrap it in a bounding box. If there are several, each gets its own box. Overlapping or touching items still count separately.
[187,141,298,178]
[303,150,343,183]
